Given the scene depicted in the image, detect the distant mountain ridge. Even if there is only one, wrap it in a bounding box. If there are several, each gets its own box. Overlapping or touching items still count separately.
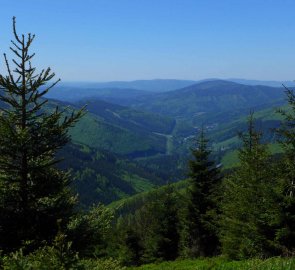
[57,78,295,90]
[127,80,286,119]
[46,78,293,103]
[56,79,197,92]
[228,78,295,87]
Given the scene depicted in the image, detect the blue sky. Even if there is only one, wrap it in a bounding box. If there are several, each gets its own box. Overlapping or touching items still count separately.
[1,0,295,81]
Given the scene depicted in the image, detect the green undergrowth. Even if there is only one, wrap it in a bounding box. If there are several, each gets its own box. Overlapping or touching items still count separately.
[126,257,295,270]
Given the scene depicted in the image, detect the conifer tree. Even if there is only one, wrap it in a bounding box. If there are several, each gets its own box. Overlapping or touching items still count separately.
[181,128,221,258]
[142,185,179,262]
[120,227,143,266]
[0,18,84,252]
[115,214,144,266]
[220,113,279,259]
[276,87,295,255]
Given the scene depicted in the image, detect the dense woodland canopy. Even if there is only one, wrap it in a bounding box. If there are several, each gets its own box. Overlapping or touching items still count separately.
[0,19,294,269]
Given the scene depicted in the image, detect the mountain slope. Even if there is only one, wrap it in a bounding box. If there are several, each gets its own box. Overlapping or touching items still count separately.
[228,78,295,88]
[58,143,169,207]
[44,98,171,158]
[45,79,199,102]
[129,80,285,119]
[46,87,152,103]
[75,99,175,135]
[56,79,197,92]
[69,110,168,158]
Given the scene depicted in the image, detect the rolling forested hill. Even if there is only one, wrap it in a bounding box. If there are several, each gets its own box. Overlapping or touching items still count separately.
[127,80,285,119]
[46,79,197,99]
[41,80,290,206]
[45,99,172,157]
[57,143,172,207]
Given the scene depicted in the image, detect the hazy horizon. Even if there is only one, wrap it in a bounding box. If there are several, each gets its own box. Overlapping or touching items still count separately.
[58,78,294,83]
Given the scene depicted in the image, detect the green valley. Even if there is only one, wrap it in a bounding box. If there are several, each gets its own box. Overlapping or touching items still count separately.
[48,80,290,207]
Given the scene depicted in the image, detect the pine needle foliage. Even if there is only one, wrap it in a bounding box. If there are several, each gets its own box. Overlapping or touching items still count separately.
[0,17,85,252]
[275,86,295,255]
[181,128,221,258]
[220,113,280,259]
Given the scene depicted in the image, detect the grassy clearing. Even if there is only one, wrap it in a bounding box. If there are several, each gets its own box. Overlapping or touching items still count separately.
[127,257,295,270]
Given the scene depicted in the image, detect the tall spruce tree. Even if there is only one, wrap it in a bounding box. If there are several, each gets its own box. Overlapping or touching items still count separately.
[220,113,279,259]
[142,185,180,263]
[181,128,221,258]
[276,87,295,255]
[0,18,84,252]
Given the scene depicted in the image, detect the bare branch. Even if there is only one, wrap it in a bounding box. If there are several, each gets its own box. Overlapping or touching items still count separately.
[3,54,17,88]
[12,17,23,45]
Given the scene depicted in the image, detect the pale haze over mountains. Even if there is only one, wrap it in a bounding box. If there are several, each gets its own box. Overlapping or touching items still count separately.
[47,78,291,102]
